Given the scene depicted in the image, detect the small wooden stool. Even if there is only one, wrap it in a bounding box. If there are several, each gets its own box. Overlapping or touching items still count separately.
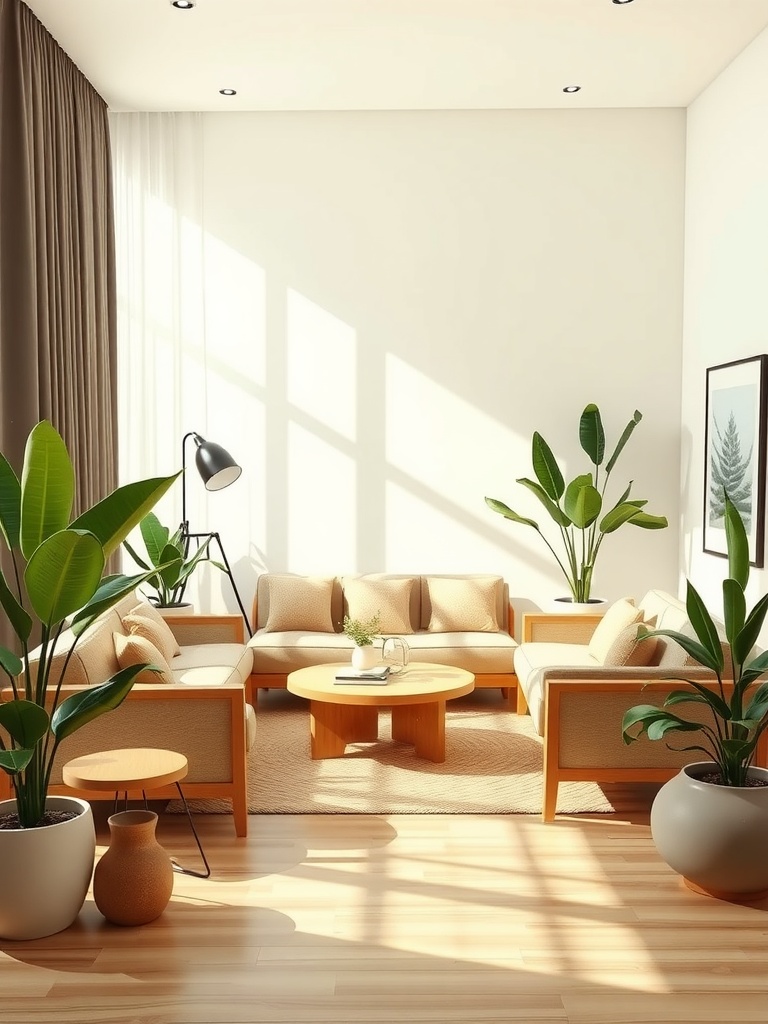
[62,748,210,878]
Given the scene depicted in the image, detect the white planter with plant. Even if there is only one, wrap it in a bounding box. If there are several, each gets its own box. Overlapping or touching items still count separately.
[485,404,668,607]
[622,495,768,901]
[124,511,220,612]
[0,422,177,939]
[343,613,381,671]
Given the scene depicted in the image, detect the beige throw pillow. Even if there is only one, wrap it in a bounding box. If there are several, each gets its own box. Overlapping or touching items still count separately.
[264,576,335,632]
[600,622,658,667]
[587,597,642,663]
[123,602,181,661]
[113,632,175,684]
[343,577,414,635]
[425,576,500,632]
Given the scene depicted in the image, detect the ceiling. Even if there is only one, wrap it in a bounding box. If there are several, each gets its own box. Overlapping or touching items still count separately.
[24,0,768,113]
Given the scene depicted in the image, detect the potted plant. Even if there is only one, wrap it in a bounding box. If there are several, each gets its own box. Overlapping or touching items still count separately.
[485,404,668,608]
[622,494,768,900]
[123,511,220,613]
[343,613,381,671]
[0,421,178,940]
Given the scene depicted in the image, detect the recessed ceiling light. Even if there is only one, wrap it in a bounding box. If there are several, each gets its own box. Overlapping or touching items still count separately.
[612,0,635,4]
[171,0,195,8]
[563,85,581,94]
[219,88,237,96]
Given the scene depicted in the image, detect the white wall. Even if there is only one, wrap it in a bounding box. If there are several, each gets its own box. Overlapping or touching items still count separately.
[123,108,687,625]
[682,26,768,620]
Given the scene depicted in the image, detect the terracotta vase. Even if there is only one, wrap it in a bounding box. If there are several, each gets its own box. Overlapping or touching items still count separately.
[94,810,174,926]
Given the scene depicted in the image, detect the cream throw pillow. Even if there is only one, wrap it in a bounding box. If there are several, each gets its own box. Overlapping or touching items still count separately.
[425,576,499,632]
[123,602,180,661]
[113,632,175,684]
[264,576,335,632]
[587,597,642,663]
[343,577,414,635]
[599,622,658,667]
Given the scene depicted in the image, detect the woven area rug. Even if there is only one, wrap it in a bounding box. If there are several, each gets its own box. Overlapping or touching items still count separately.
[171,689,617,816]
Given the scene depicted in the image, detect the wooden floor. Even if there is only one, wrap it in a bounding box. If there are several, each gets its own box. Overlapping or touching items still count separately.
[3,798,768,1024]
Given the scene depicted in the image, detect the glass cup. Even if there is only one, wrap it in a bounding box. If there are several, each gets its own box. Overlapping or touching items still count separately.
[382,636,410,674]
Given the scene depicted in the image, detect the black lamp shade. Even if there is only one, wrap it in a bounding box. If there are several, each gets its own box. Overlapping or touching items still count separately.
[194,441,242,492]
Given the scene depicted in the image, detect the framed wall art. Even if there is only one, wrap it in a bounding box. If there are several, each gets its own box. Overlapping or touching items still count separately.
[703,354,768,567]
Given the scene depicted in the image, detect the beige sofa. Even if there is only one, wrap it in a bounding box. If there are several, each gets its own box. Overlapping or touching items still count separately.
[0,593,255,836]
[513,589,759,820]
[247,573,518,705]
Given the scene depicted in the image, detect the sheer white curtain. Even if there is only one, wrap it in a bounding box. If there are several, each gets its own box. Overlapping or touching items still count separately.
[109,112,241,611]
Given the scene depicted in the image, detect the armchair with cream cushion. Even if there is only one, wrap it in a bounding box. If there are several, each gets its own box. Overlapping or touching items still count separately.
[514,590,740,820]
[0,592,255,836]
[248,572,518,705]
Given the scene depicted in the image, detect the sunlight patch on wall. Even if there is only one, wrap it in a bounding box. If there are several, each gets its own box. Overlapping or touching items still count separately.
[287,289,357,441]
[205,233,266,385]
[288,423,355,571]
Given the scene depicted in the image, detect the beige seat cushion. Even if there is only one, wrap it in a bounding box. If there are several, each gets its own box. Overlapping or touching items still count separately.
[423,576,500,632]
[114,632,175,684]
[599,622,658,667]
[587,597,642,663]
[342,576,415,635]
[171,643,254,687]
[263,575,335,633]
[123,602,181,660]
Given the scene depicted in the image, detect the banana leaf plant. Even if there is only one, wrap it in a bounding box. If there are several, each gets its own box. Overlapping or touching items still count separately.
[123,511,221,608]
[622,494,768,786]
[0,421,179,827]
[485,404,668,603]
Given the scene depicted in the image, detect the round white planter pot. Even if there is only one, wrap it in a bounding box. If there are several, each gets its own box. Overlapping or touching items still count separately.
[550,597,608,615]
[0,796,96,940]
[351,644,379,671]
[155,602,194,617]
[651,762,768,901]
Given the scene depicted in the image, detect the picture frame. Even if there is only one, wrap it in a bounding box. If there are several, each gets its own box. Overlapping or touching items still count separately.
[703,355,768,567]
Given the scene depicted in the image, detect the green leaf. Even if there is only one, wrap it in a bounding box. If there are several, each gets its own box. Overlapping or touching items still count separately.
[0,645,23,677]
[174,538,214,586]
[739,649,768,687]
[733,593,768,668]
[517,478,572,527]
[685,581,724,673]
[484,497,539,529]
[563,475,601,529]
[140,511,171,568]
[69,571,167,636]
[24,529,104,626]
[663,684,732,719]
[0,451,21,551]
[123,539,150,572]
[724,493,749,589]
[722,578,746,651]
[19,421,74,561]
[157,544,184,588]
[599,502,645,534]
[0,748,34,775]
[531,433,565,501]
[0,699,50,747]
[579,404,605,465]
[605,410,642,476]
[71,473,180,560]
[0,567,32,642]
[626,512,668,530]
[51,665,141,741]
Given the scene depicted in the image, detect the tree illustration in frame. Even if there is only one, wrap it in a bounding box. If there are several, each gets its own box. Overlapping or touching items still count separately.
[703,355,768,566]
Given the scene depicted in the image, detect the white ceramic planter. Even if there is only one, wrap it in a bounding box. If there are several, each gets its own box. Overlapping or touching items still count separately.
[351,644,379,671]
[0,796,96,940]
[155,602,194,617]
[650,762,768,901]
[550,597,608,615]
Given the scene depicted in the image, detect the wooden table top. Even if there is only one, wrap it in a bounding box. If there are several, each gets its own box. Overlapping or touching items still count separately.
[62,748,189,791]
[287,662,475,707]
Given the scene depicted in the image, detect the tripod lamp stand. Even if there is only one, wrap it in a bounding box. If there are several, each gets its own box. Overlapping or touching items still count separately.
[180,432,252,637]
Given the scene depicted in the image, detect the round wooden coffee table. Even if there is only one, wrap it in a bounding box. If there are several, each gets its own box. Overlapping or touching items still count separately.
[287,662,475,763]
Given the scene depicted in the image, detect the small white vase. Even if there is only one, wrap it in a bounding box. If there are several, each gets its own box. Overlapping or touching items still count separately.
[351,644,378,671]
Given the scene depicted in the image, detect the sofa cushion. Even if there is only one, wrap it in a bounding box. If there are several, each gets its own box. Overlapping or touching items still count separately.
[123,602,181,660]
[422,576,500,632]
[114,632,175,684]
[400,630,516,674]
[514,642,601,734]
[600,622,658,667]
[587,597,642,663]
[171,643,254,687]
[262,575,335,633]
[249,630,357,673]
[342,576,415,634]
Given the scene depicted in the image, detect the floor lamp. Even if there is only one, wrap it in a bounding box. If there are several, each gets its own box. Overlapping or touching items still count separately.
[180,432,253,637]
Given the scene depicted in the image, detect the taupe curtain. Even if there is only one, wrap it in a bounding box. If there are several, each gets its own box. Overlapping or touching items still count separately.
[0,0,118,511]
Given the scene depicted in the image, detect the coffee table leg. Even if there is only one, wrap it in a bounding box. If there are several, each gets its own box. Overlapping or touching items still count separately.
[391,701,446,763]
[310,701,379,758]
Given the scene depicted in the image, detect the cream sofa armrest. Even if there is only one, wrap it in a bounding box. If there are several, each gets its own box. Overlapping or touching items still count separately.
[522,613,603,644]
[163,614,246,645]
[539,664,723,682]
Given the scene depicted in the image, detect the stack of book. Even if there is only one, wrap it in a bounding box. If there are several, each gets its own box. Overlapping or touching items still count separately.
[333,665,391,685]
